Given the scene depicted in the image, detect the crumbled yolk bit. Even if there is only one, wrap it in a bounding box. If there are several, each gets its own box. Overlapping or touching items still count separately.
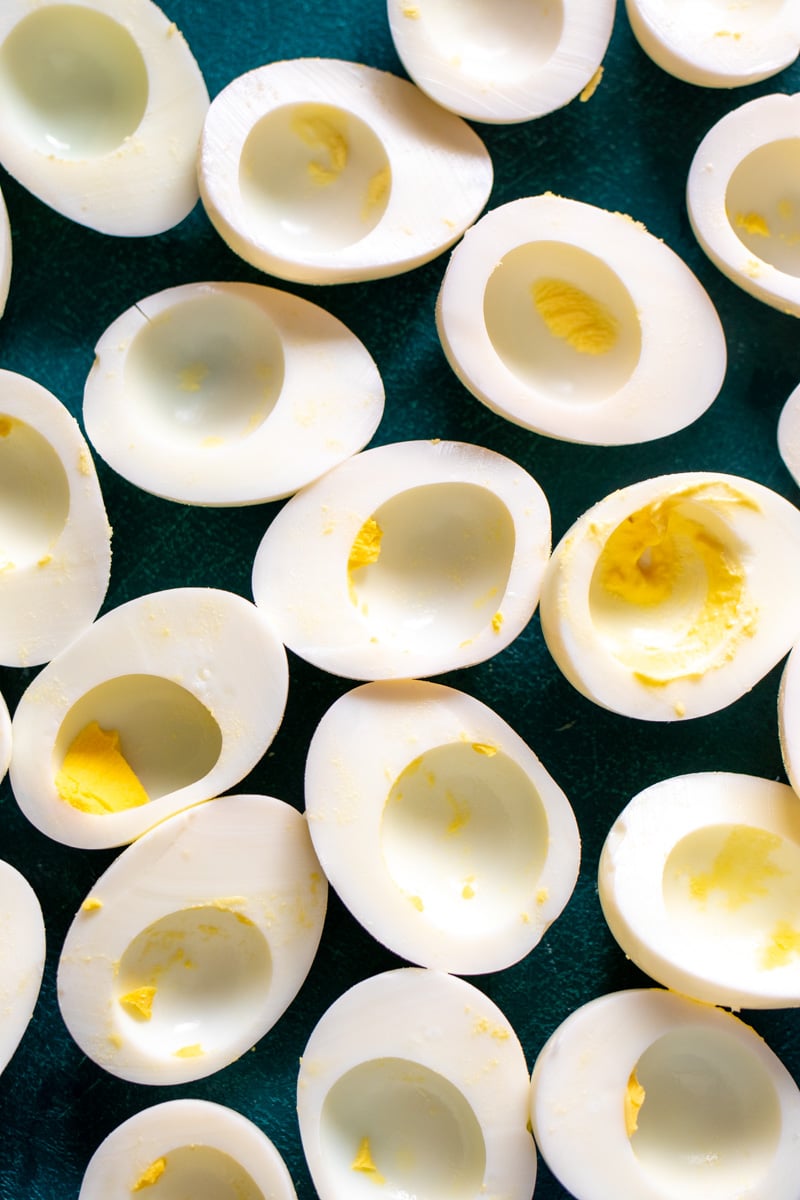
[55,722,149,814]
[351,1137,386,1184]
[0,415,13,437]
[491,611,504,633]
[471,742,496,756]
[292,107,348,185]
[132,1157,167,1191]
[735,211,771,238]
[625,1069,646,1136]
[348,517,383,603]
[532,278,618,355]
[81,896,103,912]
[178,361,209,391]
[462,883,475,899]
[174,1043,203,1058]
[763,921,800,969]
[686,827,784,910]
[409,894,424,911]
[119,986,157,1021]
[363,166,391,219]
[579,65,603,102]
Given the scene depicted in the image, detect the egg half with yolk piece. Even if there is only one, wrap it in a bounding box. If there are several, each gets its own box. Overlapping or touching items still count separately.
[0,860,46,1076]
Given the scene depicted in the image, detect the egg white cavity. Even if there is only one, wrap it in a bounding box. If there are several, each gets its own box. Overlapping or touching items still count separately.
[599,772,800,1008]
[0,861,46,1076]
[625,0,800,87]
[0,369,111,668]
[79,1099,298,1199]
[252,439,551,680]
[540,471,800,720]
[0,0,208,236]
[83,281,384,505]
[297,968,536,1200]
[778,640,800,793]
[530,988,800,1200]
[387,0,615,123]
[9,587,288,848]
[198,58,493,284]
[0,184,10,318]
[305,679,580,973]
[437,194,726,444]
[58,794,327,1086]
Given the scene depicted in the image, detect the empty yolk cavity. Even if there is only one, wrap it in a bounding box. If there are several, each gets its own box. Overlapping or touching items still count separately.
[532,278,618,355]
[55,721,149,814]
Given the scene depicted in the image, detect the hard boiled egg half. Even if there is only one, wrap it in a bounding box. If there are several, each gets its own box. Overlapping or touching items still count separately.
[10,587,288,848]
[778,639,800,794]
[0,860,46,1076]
[539,471,800,720]
[58,794,326,1086]
[0,182,10,318]
[778,379,800,487]
[0,688,10,784]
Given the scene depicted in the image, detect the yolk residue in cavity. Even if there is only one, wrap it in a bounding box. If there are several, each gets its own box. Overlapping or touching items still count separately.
[532,278,618,355]
[55,721,149,814]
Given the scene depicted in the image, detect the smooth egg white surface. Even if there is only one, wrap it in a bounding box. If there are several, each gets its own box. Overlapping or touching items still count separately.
[0,0,208,236]
[58,794,327,1087]
[436,194,726,445]
[625,0,800,87]
[777,379,800,486]
[252,439,552,680]
[0,183,9,318]
[599,772,800,1009]
[0,369,111,668]
[83,281,385,506]
[687,92,800,316]
[387,0,615,124]
[10,587,289,849]
[0,860,46,1076]
[297,968,536,1200]
[778,640,800,794]
[304,679,580,974]
[530,988,800,1200]
[79,1099,298,1200]
[0,689,10,784]
[198,58,493,284]
[539,471,800,721]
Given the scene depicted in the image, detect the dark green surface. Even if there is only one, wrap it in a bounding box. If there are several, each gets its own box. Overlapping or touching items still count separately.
[1,2,800,1197]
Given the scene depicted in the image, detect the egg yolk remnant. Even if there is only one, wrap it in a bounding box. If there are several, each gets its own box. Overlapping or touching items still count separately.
[532,278,619,355]
[685,826,785,910]
[347,517,383,605]
[132,1157,167,1191]
[55,721,149,814]
[624,1068,646,1137]
[292,108,348,186]
[351,1137,386,1184]
[119,985,157,1021]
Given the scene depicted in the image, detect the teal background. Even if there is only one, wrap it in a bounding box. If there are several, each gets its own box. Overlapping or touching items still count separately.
[1,2,800,1196]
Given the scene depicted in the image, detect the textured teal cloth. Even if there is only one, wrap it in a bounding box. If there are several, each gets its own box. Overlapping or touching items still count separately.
[1,3,800,1198]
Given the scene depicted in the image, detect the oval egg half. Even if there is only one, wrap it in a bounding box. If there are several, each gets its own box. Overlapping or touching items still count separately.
[0,182,10,318]
[0,860,46,1076]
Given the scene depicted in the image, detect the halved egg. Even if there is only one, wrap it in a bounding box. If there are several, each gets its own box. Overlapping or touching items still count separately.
[83,281,385,505]
[687,93,800,316]
[539,471,800,720]
[778,380,800,487]
[304,679,580,974]
[436,194,726,444]
[79,1099,298,1200]
[0,369,111,668]
[58,793,327,1086]
[10,587,288,848]
[0,860,46,1076]
[0,0,209,236]
[0,688,10,784]
[252,439,551,680]
[531,988,800,1200]
[297,967,536,1200]
[198,58,493,284]
[387,0,615,124]
[0,182,10,318]
[599,771,800,1008]
[778,640,800,794]
[625,0,800,87]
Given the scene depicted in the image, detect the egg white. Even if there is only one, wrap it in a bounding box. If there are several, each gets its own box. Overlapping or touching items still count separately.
[0,688,10,785]
[778,640,800,795]
[0,183,10,318]
[0,860,46,1076]
[777,379,800,487]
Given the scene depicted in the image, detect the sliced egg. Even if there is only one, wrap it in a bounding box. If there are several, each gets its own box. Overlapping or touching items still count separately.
[0,369,111,668]
[436,194,726,444]
[0,688,10,784]
[625,0,800,88]
[9,587,288,849]
[58,793,327,1086]
[297,967,536,1200]
[0,0,208,236]
[252,439,551,680]
[778,379,800,486]
[79,1098,297,1200]
[599,771,800,1008]
[387,0,614,124]
[198,58,493,284]
[304,679,580,974]
[0,182,10,318]
[778,640,800,794]
[83,281,385,505]
[531,987,800,1200]
[0,860,46,1075]
[687,93,800,316]
[540,471,800,721]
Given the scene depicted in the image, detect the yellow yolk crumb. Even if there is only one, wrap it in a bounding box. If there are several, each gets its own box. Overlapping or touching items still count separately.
[579,65,603,102]
[532,278,618,355]
[471,743,497,756]
[178,362,209,391]
[763,921,800,969]
[0,415,13,437]
[292,108,348,185]
[55,722,149,814]
[348,517,383,603]
[491,611,504,633]
[462,883,475,899]
[351,1137,386,1184]
[536,887,549,906]
[687,826,785,909]
[81,897,103,912]
[409,895,424,911]
[119,986,157,1020]
[174,1043,203,1058]
[625,1069,646,1136]
[132,1157,167,1191]
[735,211,771,238]
[363,166,391,219]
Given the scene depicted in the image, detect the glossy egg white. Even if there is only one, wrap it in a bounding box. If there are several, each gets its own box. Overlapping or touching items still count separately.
[0,688,10,784]
[305,679,580,974]
[58,794,327,1086]
[0,860,46,1076]
[0,369,111,668]
[599,772,800,1008]
[83,281,385,506]
[778,640,800,794]
[436,194,726,444]
[198,58,493,284]
[0,183,10,318]
[252,439,551,680]
[778,379,800,486]
[687,92,800,316]
[625,0,800,87]
[387,0,615,124]
[10,587,288,849]
[297,968,536,1200]
[540,471,800,721]
[531,987,800,1200]
[79,1099,298,1200]
[0,0,208,236]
